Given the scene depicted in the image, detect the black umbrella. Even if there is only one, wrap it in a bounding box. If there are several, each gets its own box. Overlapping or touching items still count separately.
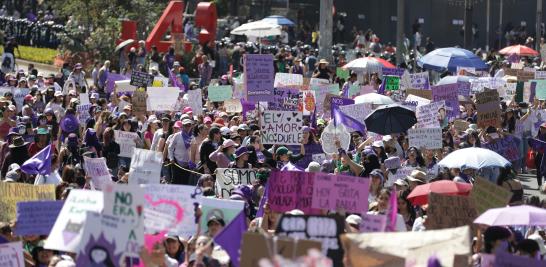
[364,104,417,135]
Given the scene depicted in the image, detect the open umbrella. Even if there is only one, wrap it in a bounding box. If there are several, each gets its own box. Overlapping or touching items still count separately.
[435,75,472,86]
[407,180,473,206]
[364,104,416,135]
[261,15,295,26]
[417,47,488,73]
[437,147,511,169]
[343,57,395,73]
[473,205,546,226]
[354,93,395,105]
[499,45,539,57]
[230,20,282,37]
[115,39,135,53]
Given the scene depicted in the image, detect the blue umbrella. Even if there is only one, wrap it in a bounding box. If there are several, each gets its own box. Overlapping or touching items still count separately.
[437,147,511,169]
[261,15,295,26]
[417,47,488,73]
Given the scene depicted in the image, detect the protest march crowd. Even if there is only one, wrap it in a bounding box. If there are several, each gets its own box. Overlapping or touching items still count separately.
[5,8,546,267]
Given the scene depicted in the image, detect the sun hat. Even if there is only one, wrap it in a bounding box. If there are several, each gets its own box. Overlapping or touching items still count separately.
[305,161,321,172]
[220,126,231,136]
[238,124,250,131]
[345,214,362,226]
[372,140,384,148]
[8,163,20,172]
[384,156,401,170]
[222,139,237,148]
[9,136,28,148]
[318,59,329,64]
[235,146,249,158]
[394,178,409,187]
[406,170,427,183]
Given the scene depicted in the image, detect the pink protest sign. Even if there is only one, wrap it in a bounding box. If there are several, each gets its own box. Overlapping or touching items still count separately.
[268,171,317,214]
[311,173,370,213]
[360,214,386,233]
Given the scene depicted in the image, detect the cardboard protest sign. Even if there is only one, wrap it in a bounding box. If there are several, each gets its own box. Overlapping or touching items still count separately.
[408,128,443,149]
[45,190,103,252]
[323,94,354,117]
[245,54,274,102]
[0,241,24,267]
[76,104,91,126]
[476,89,501,128]
[347,84,362,99]
[275,214,345,267]
[301,90,316,115]
[141,184,198,237]
[186,88,203,116]
[146,87,179,111]
[79,92,90,104]
[114,130,139,158]
[384,75,400,91]
[274,73,303,88]
[311,84,339,118]
[102,184,144,258]
[427,193,478,230]
[225,99,243,113]
[409,72,430,89]
[128,148,162,185]
[311,173,370,213]
[75,211,133,267]
[406,89,432,100]
[208,85,233,102]
[336,67,350,80]
[404,94,431,107]
[453,120,470,132]
[198,197,244,230]
[215,168,257,198]
[309,78,330,86]
[15,200,63,236]
[268,171,316,214]
[338,102,373,132]
[341,226,471,267]
[416,101,445,128]
[483,135,521,162]
[131,90,147,114]
[130,70,153,88]
[260,110,302,145]
[431,84,459,120]
[360,214,387,233]
[269,87,300,111]
[114,80,136,93]
[83,157,111,190]
[0,183,55,222]
[470,177,513,215]
[321,121,351,154]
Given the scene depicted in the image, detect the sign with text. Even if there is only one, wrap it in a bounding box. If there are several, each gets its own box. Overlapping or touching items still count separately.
[208,85,233,102]
[269,87,300,111]
[338,103,373,132]
[130,70,153,88]
[427,192,478,230]
[384,75,400,91]
[129,148,163,185]
[147,87,179,111]
[245,54,274,102]
[0,183,55,222]
[483,135,521,162]
[360,214,387,233]
[15,200,63,236]
[274,73,303,88]
[431,84,459,120]
[215,168,257,198]
[114,130,139,158]
[268,171,316,214]
[84,157,111,190]
[260,110,303,145]
[476,89,501,128]
[131,90,147,114]
[311,173,370,213]
[408,128,443,149]
[0,242,24,267]
[225,99,243,113]
[409,71,430,89]
[186,89,203,116]
[416,101,445,128]
[470,177,513,215]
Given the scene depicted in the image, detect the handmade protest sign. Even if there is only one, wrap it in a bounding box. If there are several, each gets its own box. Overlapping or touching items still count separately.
[15,200,63,236]
[152,76,169,87]
[287,144,324,170]
[311,173,370,213]
[114,130,139,158]
[215,168,257,198]
[321,121,351,154]
[131,90,147,114]
[408,128,442,149]
[338,102,373,132]
[384,75,400,91]
[470,77,506,92]
[517,70,535,82]
[186,88,203,116]
[102,184,144,258]
[458,81,471,96]
[453,120,470,132]
[427,192,478,230]
[45,190,103,252]
[83,157,111,190]
[75,211,133,267]
[0,183,55,222]
[129,148,163,185]
[114,80,136,93]
[208,85,233,102]
[311,84,339,118]
[0,241,24,267]
[483,135,521,162]
[107,73,129,93]
[360,214,387,233]
[476,89,501,128]
[534,80,546,100]
[260,110,302,145]
[404,94,431,107]
[198,197,244,230]
[245,54,274,103]
[274,73,303,88]
[225,99,243,113]
[141,184,198,237]
[416,101,445,128]
[346,84,362,99]
[12,88,30,113]
[275,214,345,267]
[406,89,432,100]
[382,67,405,77]
[269,87,300,111]
[268,171,316,214]
[147,87,179,111]
[493,251,543,267]
[130,70,153,88]
[409,71,430,89]
[470,177,513,215]
[336,67,350,80]
[301,90,316,115]
[385,166,415,186]
[431,84,459,120]
[76,104,91,126]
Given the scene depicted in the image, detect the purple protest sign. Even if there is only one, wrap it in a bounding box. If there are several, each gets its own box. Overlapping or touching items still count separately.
[268,171,318,214]
[382,67,405,77]
[431,83,459,120]
[15,200,64,236]
[458,81,471,96]
[106,73,129,93]
[311,173,370,213]
[287,144,324,169]
[483,136,521,162]
[244,54,274,103]
[360,214,387,233]
[493,251,543,267]
[324,95,355,118]
[270,87,300,111]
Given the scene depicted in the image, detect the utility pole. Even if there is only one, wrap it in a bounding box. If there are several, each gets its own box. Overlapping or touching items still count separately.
[486,0,490,51]
[499,0,503,49]
[463,0,473,49]
[396,0,405,66]
[537,0,543,50]
[318,0,333,62]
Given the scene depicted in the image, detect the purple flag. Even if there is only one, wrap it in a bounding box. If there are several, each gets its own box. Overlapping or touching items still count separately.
[214,210,247,267]
[169,68,186,92]
[21,144,52,175]
[385,187,398,232]
[332,105,367,133]
[310,105,318,129]
[255,183,269,218]
[280,162,303,171]
[378,78,386,95]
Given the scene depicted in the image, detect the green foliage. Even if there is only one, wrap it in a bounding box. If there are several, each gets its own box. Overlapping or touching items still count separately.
[0,46,58,64]
[210,0,228,17]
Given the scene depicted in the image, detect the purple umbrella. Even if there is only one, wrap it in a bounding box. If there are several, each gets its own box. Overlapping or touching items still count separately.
[473,205,546,226]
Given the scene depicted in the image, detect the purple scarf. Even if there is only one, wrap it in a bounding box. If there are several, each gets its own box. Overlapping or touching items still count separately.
[181,131,192,149]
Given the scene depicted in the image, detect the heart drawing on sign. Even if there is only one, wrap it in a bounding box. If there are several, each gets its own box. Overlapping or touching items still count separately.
[296,118,302,123]
[286,117,291,122]
[292,112,298,117]
[144,195,184,233]
[276,113,282,118]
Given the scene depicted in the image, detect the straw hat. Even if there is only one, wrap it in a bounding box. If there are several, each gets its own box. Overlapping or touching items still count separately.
[318,59,329,64]
[406,170,427,184]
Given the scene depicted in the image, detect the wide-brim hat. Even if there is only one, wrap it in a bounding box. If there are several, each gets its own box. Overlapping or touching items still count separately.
[9,136,29,148]
[407,170,427,183]
[318,59,329,64]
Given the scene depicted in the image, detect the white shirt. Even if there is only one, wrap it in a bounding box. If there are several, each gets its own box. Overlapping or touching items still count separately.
[151,128,164,151]
[168,131,192,163]
[34,171,62,185]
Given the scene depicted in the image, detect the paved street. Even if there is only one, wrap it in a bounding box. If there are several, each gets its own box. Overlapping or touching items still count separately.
[519,172,544,200]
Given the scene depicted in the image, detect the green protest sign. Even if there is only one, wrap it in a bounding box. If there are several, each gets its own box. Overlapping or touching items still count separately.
[336,67,350,80]
[208,85,233,102]
[385,75,400,91]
